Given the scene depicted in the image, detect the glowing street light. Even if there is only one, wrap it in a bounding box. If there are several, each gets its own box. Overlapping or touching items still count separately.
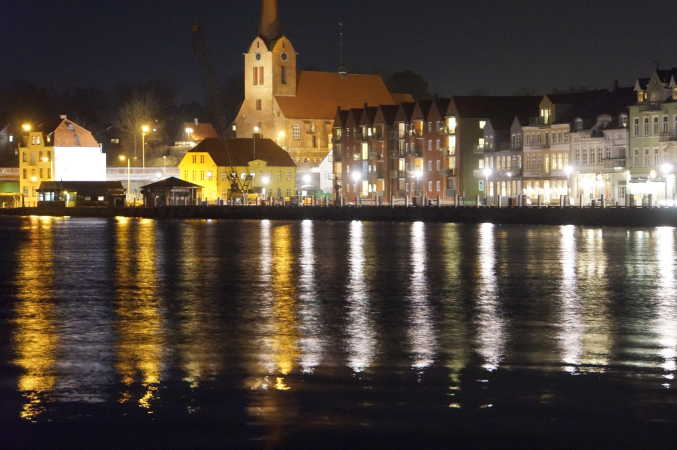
[482,168,493,205]
[303,174,312,185]
[661,163,674,204]
[351,171,362,183]
[141,124,150,169]
[22,123,32,133]
[262,175,271,186]
[564,166,574,204]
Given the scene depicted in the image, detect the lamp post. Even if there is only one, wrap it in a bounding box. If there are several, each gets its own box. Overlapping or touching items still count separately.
[661,163,674,206]
[262,175,270,204]
[119,155,131,205]
[351,170,362,205]
[141,125,150,169]
[564,165,574,206]
[413,169,423,206]
[482,168,493,206]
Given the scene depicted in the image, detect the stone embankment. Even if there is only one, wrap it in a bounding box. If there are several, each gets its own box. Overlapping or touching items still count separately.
[2,205,677,227]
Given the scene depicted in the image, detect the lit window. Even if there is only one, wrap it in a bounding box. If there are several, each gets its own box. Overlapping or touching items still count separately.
[9,135,13,143]
[31,135,41,145]
[447,117,457,133]
[292,124,301,140]
[436,180,441,192]
[479,120,486,130]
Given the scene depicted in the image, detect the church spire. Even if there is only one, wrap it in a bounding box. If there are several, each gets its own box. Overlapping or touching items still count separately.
[259,0,281,43]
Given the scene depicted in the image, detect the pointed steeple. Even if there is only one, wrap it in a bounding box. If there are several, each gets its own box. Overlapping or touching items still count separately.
[259,0,281,44]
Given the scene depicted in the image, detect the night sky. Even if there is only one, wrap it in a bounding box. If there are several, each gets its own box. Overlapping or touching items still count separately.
[3,0,676,102]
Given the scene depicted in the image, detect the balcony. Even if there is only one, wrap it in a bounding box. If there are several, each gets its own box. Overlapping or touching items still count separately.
[659,133,677,142]
[601,158,626,169]
[0,168,19,180]
[638,102,664,112]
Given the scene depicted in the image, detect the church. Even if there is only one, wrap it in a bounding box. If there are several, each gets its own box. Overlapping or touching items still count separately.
[234,0,412,193]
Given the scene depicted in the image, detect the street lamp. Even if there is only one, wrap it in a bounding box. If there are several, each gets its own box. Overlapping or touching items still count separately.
[141,125,150,169]
[661,163,674,205]
[564,165,574,205]
[482,167,493,205]
[119,155,131,204]
[22,123,32,133]
[253,126,261,160]
[262,175,270,202]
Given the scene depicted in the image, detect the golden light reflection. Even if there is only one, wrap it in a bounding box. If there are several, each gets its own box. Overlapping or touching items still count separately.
[271,225,299,382]
[475,223,504,371]
[347,221,376,373]
[298,220,323,374]
[579,229,611,372]
[441,224,468,391]
[653,227,677,382]
[14,216,57,422]
[249,222,299,390]
[558,225,582,373]
[408,222,436,370]
[179,223,221,388]
[114,219,165,412]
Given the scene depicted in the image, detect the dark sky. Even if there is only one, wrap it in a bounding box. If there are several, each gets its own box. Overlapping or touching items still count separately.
[2,0,675,103]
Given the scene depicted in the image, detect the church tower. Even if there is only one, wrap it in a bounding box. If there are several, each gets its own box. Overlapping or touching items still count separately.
[237,0,297,138]
[259,0,281,44]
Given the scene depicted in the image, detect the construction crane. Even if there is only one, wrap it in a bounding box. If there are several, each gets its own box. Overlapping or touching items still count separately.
[192,23,252,203]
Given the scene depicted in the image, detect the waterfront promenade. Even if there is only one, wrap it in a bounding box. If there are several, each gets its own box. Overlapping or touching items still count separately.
[2,205,677,227]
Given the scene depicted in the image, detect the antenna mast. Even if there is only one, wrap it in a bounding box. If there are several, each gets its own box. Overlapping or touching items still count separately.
[338,21,347,76]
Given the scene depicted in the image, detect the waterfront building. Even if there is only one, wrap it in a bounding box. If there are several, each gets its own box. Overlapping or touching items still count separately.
[568,88,634,206]
[19,116,106,206]
[178,137,296,203]
[233,0,411,194]
[394,102,421,204]
[629,68,677,205]
[519,92,609,205]
[36,181,125,207]
[140,177,202,207]
[175,119,219,148]
[448,96,540,203]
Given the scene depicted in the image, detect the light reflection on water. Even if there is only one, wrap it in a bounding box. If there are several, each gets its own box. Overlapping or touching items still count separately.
[5,217,677,434]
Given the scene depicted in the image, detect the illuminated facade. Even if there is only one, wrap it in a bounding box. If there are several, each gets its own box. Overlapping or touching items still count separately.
[628,68,677,206]
[178,137,296,203]
[19,116,106,206]
[234,0,411,193]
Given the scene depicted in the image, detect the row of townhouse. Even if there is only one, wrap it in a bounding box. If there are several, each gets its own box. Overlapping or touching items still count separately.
[332,96,541,205]
[480,70,677,207]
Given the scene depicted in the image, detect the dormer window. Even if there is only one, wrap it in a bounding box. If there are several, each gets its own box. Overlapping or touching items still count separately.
[620,114,628,128]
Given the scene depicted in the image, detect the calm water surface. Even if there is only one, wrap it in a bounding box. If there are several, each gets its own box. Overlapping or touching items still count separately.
[1,217,677,448]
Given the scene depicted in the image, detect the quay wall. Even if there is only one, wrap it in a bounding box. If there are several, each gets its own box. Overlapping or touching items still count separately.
[2,206,677,227]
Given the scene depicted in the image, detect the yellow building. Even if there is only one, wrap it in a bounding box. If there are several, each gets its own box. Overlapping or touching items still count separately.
[178,137,296,203]
[19,127,53,207]
[19,116,105,206]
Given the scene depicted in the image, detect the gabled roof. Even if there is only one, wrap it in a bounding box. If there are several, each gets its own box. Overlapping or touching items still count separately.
[183,122,219,141]
[635,78,650,91]
[333,108,350,128]
[392,93,415,103]
[360,106,378,126]
[275,71,400,120]
[656,68,677,85]
[412,100,434,121]
[396,102,417,122]
[141,177,201,191]
[189,138,296,168]
[50,116,100,147]
[374,105,400,125]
